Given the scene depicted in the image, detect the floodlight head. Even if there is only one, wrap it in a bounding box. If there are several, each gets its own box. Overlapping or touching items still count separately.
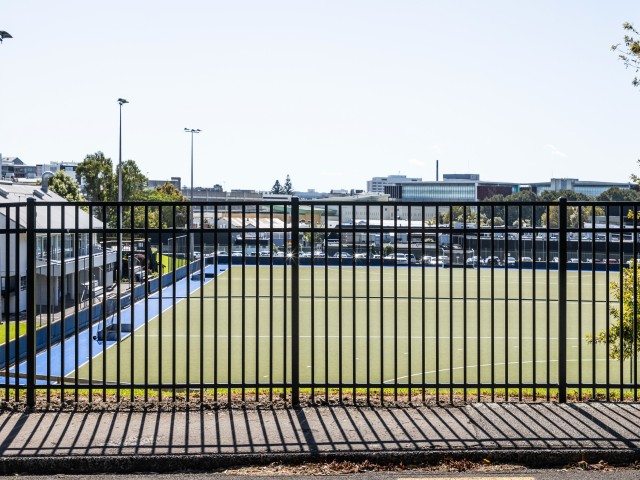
[0,31,12,43]
[118,98,129,105]
[185,128,201,134]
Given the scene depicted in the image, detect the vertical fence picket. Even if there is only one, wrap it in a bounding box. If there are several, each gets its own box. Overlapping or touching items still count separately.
[558,197,568,403]
[26,198,36,407]
[291,197,300,405]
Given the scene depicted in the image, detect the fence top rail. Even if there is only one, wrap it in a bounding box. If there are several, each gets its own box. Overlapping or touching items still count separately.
[7,199,640,209]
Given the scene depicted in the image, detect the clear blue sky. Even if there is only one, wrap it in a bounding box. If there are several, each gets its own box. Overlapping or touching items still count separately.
[1,1,639,193]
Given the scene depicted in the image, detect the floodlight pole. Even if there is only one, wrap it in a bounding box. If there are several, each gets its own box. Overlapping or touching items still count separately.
[185,128,201,260]
[117,98,129,203]
[117,98,128,284]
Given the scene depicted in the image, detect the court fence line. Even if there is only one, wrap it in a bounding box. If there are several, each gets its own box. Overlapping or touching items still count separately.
[0,197,638,406]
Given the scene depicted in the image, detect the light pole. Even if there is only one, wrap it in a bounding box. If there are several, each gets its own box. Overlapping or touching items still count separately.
[117,98,128,285]
[117,98,129,203]
[0,30,11,322]
[184,128,201,260]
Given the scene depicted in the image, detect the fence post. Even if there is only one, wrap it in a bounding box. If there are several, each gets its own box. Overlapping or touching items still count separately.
[26,198,36,407]
[291,197,300,405]
[558,197,567,403]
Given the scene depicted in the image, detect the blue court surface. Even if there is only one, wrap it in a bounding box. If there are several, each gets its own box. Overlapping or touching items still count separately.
[12,264,227,384]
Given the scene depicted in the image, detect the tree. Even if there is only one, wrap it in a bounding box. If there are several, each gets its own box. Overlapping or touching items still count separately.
[47,171,84,202]
[612,22,640,89]
[271,179,283,194]
[283,174,293,194]
[597,186,640,202]
[75,152,115,202]
[589,261,640,363]
[76,152,154,227]
[141,183,189,228]
[118,159,148,201]
[75,152,149,202]
[537,190,591,202]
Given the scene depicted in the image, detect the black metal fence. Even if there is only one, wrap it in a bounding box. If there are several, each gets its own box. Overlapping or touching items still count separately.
[1,198,639,406]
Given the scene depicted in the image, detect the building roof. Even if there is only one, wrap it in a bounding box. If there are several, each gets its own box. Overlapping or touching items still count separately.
[0,183,102,229]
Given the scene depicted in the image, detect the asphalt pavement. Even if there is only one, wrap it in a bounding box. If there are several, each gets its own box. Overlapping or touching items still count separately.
[0,402,639,475]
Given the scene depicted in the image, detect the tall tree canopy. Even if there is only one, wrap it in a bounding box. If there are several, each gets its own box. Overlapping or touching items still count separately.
[283,174,293,194]
[271,179,283,194]
[271,175,294,194]
[47,171,85,202]
[119,160,148,201]
[597,186,640,201]
[75,152,148,202]
[75,152,115,202]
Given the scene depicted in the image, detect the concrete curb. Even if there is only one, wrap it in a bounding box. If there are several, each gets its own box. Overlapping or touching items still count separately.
[1,449,639,475]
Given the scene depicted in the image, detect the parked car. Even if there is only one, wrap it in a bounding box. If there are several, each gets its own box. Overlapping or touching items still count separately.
[333,252,352,258]
[484,256,501,267]
[520,256,533,263]
[393,253,417,265]
[428,257,444,267]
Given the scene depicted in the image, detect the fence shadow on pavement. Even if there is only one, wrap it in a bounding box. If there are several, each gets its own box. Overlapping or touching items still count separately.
[1,403,640,461]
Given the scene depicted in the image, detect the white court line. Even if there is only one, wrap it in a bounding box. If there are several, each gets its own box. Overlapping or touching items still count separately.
[384,357,615,384]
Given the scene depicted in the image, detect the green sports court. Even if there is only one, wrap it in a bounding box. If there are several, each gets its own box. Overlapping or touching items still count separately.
[74,265,630,390]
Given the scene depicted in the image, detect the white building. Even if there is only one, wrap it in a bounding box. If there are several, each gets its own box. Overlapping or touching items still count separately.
[0,182,117,318]
[367,175,423,194]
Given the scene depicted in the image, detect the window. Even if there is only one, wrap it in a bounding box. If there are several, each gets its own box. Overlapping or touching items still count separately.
[20,276,26,291]
[1,276,17,294]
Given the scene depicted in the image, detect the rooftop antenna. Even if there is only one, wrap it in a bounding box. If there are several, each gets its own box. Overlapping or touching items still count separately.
[436,159,439,182]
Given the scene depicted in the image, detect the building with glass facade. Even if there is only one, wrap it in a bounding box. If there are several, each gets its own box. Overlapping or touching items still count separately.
[528,178,637,197]
[385,175,637,202]
[385,178,515,201]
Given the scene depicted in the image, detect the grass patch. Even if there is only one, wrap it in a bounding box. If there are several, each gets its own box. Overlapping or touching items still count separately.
[0,322,27,344]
